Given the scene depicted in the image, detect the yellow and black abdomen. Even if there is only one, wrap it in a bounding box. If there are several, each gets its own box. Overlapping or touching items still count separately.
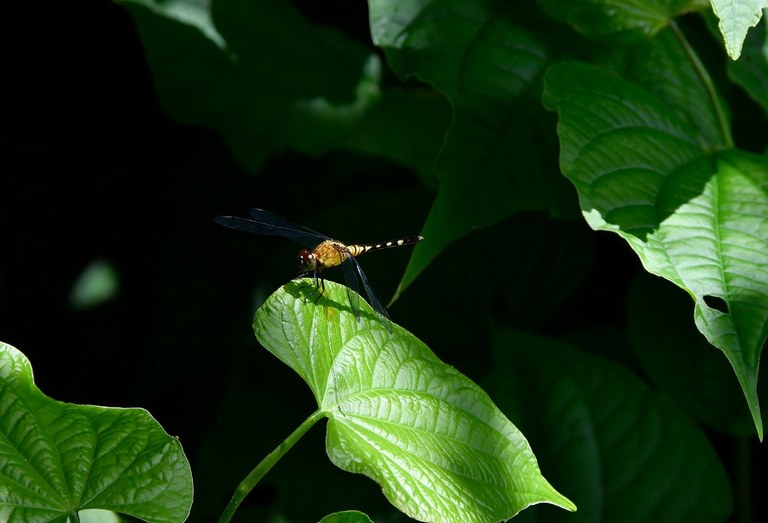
[348,236,424,257]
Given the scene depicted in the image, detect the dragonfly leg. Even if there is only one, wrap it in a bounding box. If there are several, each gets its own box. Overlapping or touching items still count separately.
[311,276,325,304]
[297,270,325,304]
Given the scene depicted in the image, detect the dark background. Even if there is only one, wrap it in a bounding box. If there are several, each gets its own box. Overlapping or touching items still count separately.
[3,2,765,522]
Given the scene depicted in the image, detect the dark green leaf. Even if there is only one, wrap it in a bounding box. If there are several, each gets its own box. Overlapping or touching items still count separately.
[118,0,446,178]
[537,0,708,43]
[628,274,762,436]
[0,342,193,523]
[487,330,733,523]
[544,61,768,438]
[252,280,576,523]
[369,0,570,301]
[728,15,768,112]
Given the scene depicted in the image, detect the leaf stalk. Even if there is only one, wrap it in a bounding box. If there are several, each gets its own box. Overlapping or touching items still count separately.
[217,410,325,523]
[669,20,733,148]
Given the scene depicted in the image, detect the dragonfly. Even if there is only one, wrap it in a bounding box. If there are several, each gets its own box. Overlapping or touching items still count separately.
[214,208,423,321]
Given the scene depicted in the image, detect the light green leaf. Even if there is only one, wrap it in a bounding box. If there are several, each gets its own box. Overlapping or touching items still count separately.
[369,0,569,302]
[318,510,373,523]
[0,342,193,523]
[79,509,123,523]
[486,330,733,523]
[253,280,576,523]
[544,61,768,439]
[537,0,708,42]
[710,0,767,59]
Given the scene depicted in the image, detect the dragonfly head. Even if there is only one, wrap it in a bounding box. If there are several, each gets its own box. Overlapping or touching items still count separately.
[297,248,317,271]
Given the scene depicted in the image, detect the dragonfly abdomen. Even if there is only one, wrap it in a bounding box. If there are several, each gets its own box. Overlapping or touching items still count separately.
[348,236,424,257]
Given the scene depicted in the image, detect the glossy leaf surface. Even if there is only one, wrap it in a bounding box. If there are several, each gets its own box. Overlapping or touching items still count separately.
[544,61,768,439]
[0,342,193,523]
[252,280,576,523]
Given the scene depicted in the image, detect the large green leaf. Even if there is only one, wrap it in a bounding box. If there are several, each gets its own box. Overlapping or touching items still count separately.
[710,0,768,59]
[628,274,762,436]
[537,0,708,42]
[486,330,733,523]
[369,0,569,302]
[252,280,576,523]
[0,342,192,523]
[606,25,729,148]
[543,61,768,439]
[118,0,445,178]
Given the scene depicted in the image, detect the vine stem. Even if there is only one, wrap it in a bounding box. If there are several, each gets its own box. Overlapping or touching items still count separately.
[669,20,733,148]
[217,409,326,523]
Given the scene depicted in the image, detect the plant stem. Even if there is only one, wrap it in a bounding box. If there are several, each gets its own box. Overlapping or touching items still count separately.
[669,20,733,148]
[217,409,326,523]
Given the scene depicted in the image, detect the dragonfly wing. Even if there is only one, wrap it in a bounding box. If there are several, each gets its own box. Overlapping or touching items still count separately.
[350,257,389,321]
[214,213,326,247]
[341,256,362,321]
[248,208,331,239]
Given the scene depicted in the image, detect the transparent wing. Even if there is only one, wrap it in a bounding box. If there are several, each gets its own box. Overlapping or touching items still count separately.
[340,256,362,321]
[214,208,329,247]
[349,256,390,321]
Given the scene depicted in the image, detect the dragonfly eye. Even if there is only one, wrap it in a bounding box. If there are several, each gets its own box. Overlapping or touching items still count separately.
[297,249,315,269]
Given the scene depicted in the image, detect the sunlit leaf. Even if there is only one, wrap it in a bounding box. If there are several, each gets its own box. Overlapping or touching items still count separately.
[544,61,768,439]
[253,280,576,523]
[0,342,193,523]
[710,0,767,59]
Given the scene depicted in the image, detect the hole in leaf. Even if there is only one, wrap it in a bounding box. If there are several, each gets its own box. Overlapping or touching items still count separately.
[703,295,729,314]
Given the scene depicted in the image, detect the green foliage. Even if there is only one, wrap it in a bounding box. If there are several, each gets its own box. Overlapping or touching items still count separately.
[0,342,193,523]
[318,511,374,523]
[544,61,768,437]
[710,0,767,59]
[253,281,575,523]
[6,0,762,521]
[487,330,733,523]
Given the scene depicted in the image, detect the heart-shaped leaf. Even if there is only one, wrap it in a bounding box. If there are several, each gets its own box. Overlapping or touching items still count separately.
[0,342,193,523]
[253,280,576,523]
